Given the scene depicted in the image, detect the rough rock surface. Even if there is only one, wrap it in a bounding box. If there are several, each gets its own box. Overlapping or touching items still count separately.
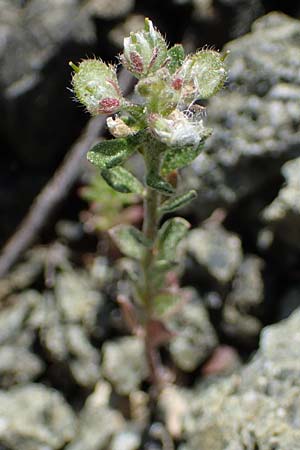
[185,224,242,287]
[222,255,264,342]
[102,337,148,395]
[0,383,76,450]
[186,12,300,220]
[182,308,300,450]
[263,157,300,248]
[169,288,218,372]
[66,381,125,450]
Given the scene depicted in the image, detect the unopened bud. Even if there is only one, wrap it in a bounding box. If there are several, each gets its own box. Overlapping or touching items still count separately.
[120,18,168,78]
[70,59,123,115]
[106,117,135,138]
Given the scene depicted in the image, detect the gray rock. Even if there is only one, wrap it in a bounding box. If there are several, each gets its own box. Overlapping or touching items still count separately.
[186,224,242,286]
[66,381,125,450]
[169,288,218,372]
[263,157,300,248]
[55,270,103,330]
[222,255,264,342]
[186,13,300,221]
[38,285,101,388]
[86,0,134,20]
[110,429,141,450]
[0,345,43,387]
[102,337,148,395]
[0,383,76,450]
[182,308,300,449]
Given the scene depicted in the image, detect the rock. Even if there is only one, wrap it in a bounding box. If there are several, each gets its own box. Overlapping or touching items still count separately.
[86,0,134,20]
[182,308,300,449]
[168,288,218,372]
[158,386,189,439]
[222,255,264,343]
[0,290,40,345]
[0,345,43,387]
[66,381,125,450]
[101,337,148,395]
[0,383,76,450]
[186,13,300,221]
[54,270,103,330]
[263,157,300,248]
[38,292,101,388]
[186,224,242,287]
[110,429,141,450]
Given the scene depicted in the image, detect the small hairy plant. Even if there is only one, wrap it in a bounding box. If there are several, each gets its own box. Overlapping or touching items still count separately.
[70,18,227,389]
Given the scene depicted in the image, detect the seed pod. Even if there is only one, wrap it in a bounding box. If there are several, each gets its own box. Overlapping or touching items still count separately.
[177,50,227,102]
[70,59,123,115]
[120,18,168,78]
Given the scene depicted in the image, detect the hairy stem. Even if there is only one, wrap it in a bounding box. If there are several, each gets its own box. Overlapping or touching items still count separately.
[141,151,162,388]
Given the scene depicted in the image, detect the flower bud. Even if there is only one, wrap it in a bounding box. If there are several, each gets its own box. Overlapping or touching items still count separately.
[149,110,212,148]
[106,117,135,138]
[136,68,178,115]
[120,18,168,78]
[70,59,123,115]
[177,50,227,102]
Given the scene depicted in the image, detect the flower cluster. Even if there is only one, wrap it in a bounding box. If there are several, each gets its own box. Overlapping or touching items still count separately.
[70,18,227,149]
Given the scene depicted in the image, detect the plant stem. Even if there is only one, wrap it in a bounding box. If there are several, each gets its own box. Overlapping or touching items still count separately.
[142,151,162,388]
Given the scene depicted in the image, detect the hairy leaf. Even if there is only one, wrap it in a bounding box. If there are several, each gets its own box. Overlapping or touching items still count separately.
[159,190,197,214]
[110,225,151,260]
[87,136,137,170]
[161,141,208,175]
[101,167,144,194]
[146,172,175,195]
[167,44,185,74]
[157,217,190,262]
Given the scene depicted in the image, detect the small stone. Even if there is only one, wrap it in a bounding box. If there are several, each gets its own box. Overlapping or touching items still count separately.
[66,384,124,450]
[263,157,300,248]
[222,255,264,342]
[158,386,189,438]
[169,288,218,372]
[0,384,76,450]
[110,430,141,450]
[186,224,242,286]
[102,337,148,395]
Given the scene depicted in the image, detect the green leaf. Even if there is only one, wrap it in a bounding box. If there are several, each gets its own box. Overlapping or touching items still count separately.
[109,225,151,260]
[167,44,185,74]
[159,190,197,214]
[146,172,175,195]
[87,136,137,170]
[101,167,144,194]
[161,140,210,175]
[157,217,190,262]
[149,260,177,289]
[153,292,181,317]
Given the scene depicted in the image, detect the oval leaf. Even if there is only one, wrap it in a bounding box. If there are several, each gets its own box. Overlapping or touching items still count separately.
[87,137,136,170]
[157,217,190,262]
[101,167,144,194]
[146,172,175,195]
[161,140,209,175]
[159,190,197,214]
[110,225,151,260]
